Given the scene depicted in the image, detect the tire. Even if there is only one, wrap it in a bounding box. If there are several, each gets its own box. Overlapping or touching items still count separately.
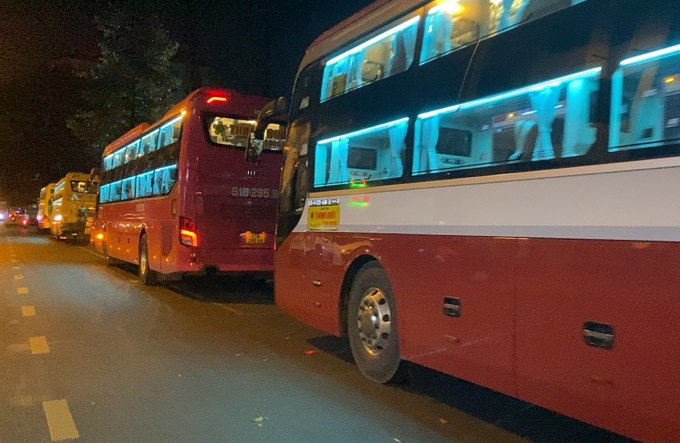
[347,262,408,384]
[103,242,120,267]
[138,234,157,285]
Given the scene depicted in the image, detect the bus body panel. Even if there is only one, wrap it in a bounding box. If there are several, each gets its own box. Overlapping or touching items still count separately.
[180,110,280,273]
[276,159,680,442]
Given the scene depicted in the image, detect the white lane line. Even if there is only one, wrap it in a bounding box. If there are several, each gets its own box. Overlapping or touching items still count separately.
[42,399,80,441]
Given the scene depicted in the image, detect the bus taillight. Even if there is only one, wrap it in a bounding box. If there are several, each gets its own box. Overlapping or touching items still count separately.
[179,216,199,247]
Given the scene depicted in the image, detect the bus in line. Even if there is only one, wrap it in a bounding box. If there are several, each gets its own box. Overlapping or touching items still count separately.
[92,87,284,284]
[251,0,680,441]
[50,173,99,242]
[37,183,56,233]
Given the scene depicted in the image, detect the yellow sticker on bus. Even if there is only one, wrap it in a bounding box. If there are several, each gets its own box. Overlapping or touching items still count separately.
[308,205,340,231]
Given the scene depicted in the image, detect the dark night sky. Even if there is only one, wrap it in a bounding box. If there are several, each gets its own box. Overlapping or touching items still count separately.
[0,0,374,205]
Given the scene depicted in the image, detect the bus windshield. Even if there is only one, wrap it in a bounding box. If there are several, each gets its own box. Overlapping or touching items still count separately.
[71,181,98,194]
[207,116,285,151]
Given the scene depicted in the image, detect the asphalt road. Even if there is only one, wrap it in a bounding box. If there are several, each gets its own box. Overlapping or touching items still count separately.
[0,223,634,443]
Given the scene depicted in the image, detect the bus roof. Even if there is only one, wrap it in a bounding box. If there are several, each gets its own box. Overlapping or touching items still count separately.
[300,0,423,75]
[102,87,271,157]
[57,172,91,184]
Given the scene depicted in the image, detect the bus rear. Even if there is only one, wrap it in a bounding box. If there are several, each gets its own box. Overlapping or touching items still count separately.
[94,88,283,281]
[37,183,56,233]
[51,173,98,241]
[177,90,284,275]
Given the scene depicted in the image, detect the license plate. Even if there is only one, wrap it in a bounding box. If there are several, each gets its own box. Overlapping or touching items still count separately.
[243,232,266,245]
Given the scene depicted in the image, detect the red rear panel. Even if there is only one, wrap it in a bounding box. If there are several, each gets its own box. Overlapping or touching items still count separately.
[179,92,282,273]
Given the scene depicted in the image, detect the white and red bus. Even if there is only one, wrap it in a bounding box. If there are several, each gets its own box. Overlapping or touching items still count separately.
[256,0,680,441]
[93,88,284,284]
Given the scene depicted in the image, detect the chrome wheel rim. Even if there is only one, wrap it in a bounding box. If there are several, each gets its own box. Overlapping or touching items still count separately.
[357,287,392,356]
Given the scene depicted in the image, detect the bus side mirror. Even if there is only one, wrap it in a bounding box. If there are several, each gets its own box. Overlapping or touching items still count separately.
[246,96,289,163]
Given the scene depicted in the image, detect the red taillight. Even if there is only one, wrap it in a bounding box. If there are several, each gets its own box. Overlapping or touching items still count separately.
[179,216,198,247]
[206,96,228,104]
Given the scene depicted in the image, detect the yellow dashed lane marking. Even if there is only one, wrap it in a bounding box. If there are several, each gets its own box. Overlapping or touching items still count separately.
[42,400,80,441]
[12,266,20,270]
[29,336,49,354]
[11,259,18,263]
[14,274,24,280]
[17,287,28,294]
[22,306,36,317]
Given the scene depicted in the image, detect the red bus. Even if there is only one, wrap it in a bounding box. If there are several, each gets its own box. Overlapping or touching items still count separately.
[256,0,680,441]
[93,88,284,284]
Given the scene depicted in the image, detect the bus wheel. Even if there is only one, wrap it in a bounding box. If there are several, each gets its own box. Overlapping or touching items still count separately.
[347,262,407,384]
[103,242,119,267]
[138,234,157,286]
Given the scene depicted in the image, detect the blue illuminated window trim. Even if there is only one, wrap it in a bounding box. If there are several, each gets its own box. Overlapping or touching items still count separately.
[160,115,183,131]
[317,117,410,145]
[100,114,183,171]
[418,67,602,119]
[620,43,680,67]
[325,16,421,66]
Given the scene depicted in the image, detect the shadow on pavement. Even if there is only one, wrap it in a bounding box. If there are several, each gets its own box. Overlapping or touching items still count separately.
[310,334,637,443]
[111,262,275,305]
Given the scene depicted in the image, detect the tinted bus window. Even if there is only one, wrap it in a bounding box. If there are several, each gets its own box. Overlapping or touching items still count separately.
[136,171,154,198]
[414,67,600,175]
[159,115,183,149]
[125,140,140,164]
[420,0,588,65]
[152,165,177,196]
[141,130,159,156]
[321,15,420,101]
[314,118,409,188]
[610,44,680,151]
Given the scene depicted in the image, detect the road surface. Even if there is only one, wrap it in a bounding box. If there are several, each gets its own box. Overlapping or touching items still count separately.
[0,223,633,442]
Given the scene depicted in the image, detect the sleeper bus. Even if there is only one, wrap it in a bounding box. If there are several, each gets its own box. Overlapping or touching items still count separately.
[93,88,284,284]
[51,173,99,241]
[37,183,56,233]
[254,0,680,441]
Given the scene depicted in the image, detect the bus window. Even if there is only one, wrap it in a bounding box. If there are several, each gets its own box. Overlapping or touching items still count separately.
[122,177,136,200]
[610,44,680,151]
[321,15,420,101]
[110,181,122,202]
[99,185,110,204]
[136,171,154,198]
[125,140,140,163]
[71,180,98,194]
[315,118,409,188]
[208,117,255,148]
[159,115,183,149]
[141,130,159,155]
[153,165,177,196]
[413,67,600,175]
[112,149,124,169]
[103,154,113,171]
[421,0,585,65]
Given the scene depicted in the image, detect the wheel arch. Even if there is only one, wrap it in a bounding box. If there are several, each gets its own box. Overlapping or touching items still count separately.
[338,254,381,335]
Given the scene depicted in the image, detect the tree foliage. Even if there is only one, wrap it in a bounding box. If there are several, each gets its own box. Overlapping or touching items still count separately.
[68,9,184,153]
